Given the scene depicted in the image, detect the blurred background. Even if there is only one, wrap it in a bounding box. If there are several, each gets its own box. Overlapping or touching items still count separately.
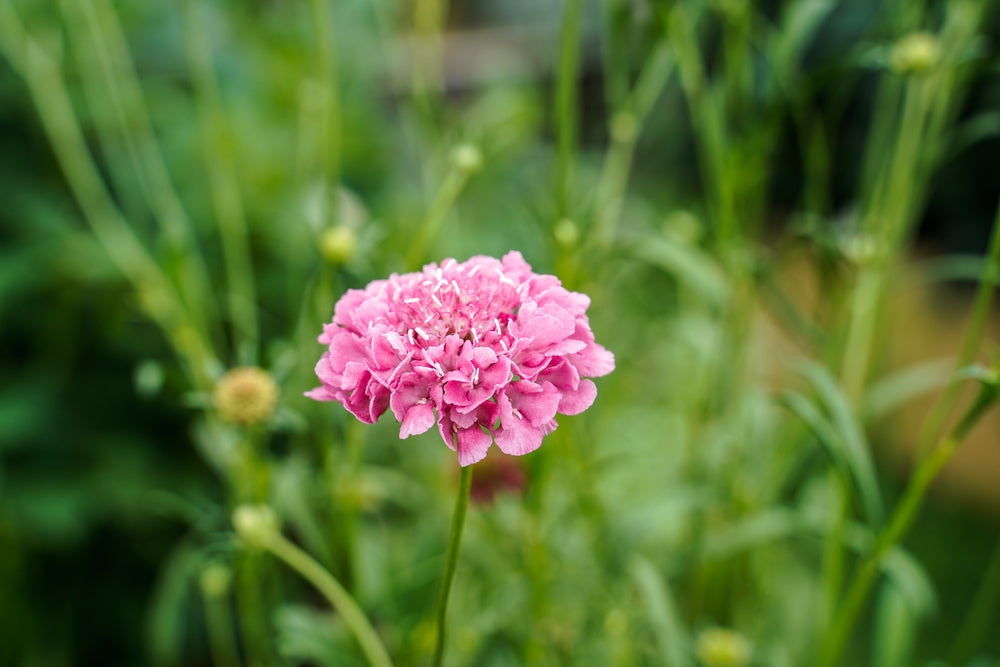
[1,0,1000,665]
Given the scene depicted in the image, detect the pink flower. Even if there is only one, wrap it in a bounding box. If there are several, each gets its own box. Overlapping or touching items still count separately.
[306,251,614,466]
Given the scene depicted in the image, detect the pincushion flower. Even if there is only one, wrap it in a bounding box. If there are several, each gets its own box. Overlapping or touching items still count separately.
[306,251,614,466]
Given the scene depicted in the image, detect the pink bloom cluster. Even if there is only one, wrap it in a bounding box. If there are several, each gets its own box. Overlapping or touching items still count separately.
[306,251,614,466]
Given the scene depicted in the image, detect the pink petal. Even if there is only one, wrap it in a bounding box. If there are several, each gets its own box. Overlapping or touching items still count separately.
[400,402,436,438]
[557,378,597,415]
[456,426,493,466]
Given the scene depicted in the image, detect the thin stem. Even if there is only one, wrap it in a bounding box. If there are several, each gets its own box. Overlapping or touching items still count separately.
[405,165,473,270]
[65,0,219,347]
[178,0,259,364]
[554,0,583,221]
[918,200,1000,456]
[432,464,473,667]
[201,583,241,667]
[0,0,216,389]
[949,531,1000,665]
[817,381,999,667]
[264,532,394,667]
[310,0,341,228]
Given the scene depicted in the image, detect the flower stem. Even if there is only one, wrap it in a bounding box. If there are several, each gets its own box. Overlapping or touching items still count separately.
[432,464,473,667]
[816,380,999,667]
[263,532,394,667]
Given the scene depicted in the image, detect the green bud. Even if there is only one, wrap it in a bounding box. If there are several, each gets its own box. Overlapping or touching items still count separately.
[695,627,752,667]
[554,218,580,248]
[320,225,359,265]
[232,504,279,549]
[450,143,483,173]
[199,563,232,597]
[891,32,941,74]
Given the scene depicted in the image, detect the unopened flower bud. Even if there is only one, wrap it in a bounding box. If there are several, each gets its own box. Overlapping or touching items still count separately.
[319,225,358,265]
[554,218,580,248]
[891,32,941,74]
[450,143,483,173]
[695,627,752,667]
[213,367,279,425]
[232,504,279,549]
[199,563,232,597]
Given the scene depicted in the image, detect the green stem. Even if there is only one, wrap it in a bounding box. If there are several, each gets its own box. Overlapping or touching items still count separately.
[432,464,473,667]
[0,0,217,389]
[178,0,259,364]
[66,0,219,347]
[310,0,341,228]
[949,531,1000,665]
[201,584,241,667]
[554,0,583,221]
[665,3,736,247]
[264,532,394,667]
[405,165,473,270]
[817,382,998,667]
[918,201,1000,456]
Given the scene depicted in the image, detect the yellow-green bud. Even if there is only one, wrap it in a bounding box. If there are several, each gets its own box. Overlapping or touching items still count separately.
[232,504,279,549]
[554,218,580,248]
[663,210,702,244]
[450,143,483,173]
[199,563,232,597]
[891,32,941,74]
[213,367,279,425]
[319,225,358,265]
[695,627,752,667]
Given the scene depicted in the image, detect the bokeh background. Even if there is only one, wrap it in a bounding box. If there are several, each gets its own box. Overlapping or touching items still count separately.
[2,0,1000,665]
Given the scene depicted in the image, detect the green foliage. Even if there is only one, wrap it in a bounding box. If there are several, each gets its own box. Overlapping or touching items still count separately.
[2,0,1000,666]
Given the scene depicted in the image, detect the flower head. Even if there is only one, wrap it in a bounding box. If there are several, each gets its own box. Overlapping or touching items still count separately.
[306,251,614,466]
[214,367,279,425]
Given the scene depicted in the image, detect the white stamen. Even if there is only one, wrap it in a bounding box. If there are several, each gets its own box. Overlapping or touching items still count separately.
[512,407,524,420]
[404,297,420,304]
[432,362,445,376]
[494,318,502,333]
[431,293,442,308]
[468,265,481,277]
[415,327,430,340]
[407,330,416,345]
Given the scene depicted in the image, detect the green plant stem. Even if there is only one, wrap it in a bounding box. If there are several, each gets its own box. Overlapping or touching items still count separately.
[264,531,393,667]
[665,3,736,247]
[405,165,473,270]
[178,0,259,364]
[949,531,1000,665]
[918,201,1000,456]
[432,464,473,667]
[64,0,219,347]
[590,40,674,248]
[554,0,583,221]
[817,382,999,667]
[0,0,216,390]
[201,587,241,667]
[310,0,341,228]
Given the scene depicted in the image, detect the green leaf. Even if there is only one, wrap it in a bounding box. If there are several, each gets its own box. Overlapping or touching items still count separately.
[627,236,729,308]
[865,358,954,420]
[147,539,207,667]
[796,361,884,527]
[630,556,693,667]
